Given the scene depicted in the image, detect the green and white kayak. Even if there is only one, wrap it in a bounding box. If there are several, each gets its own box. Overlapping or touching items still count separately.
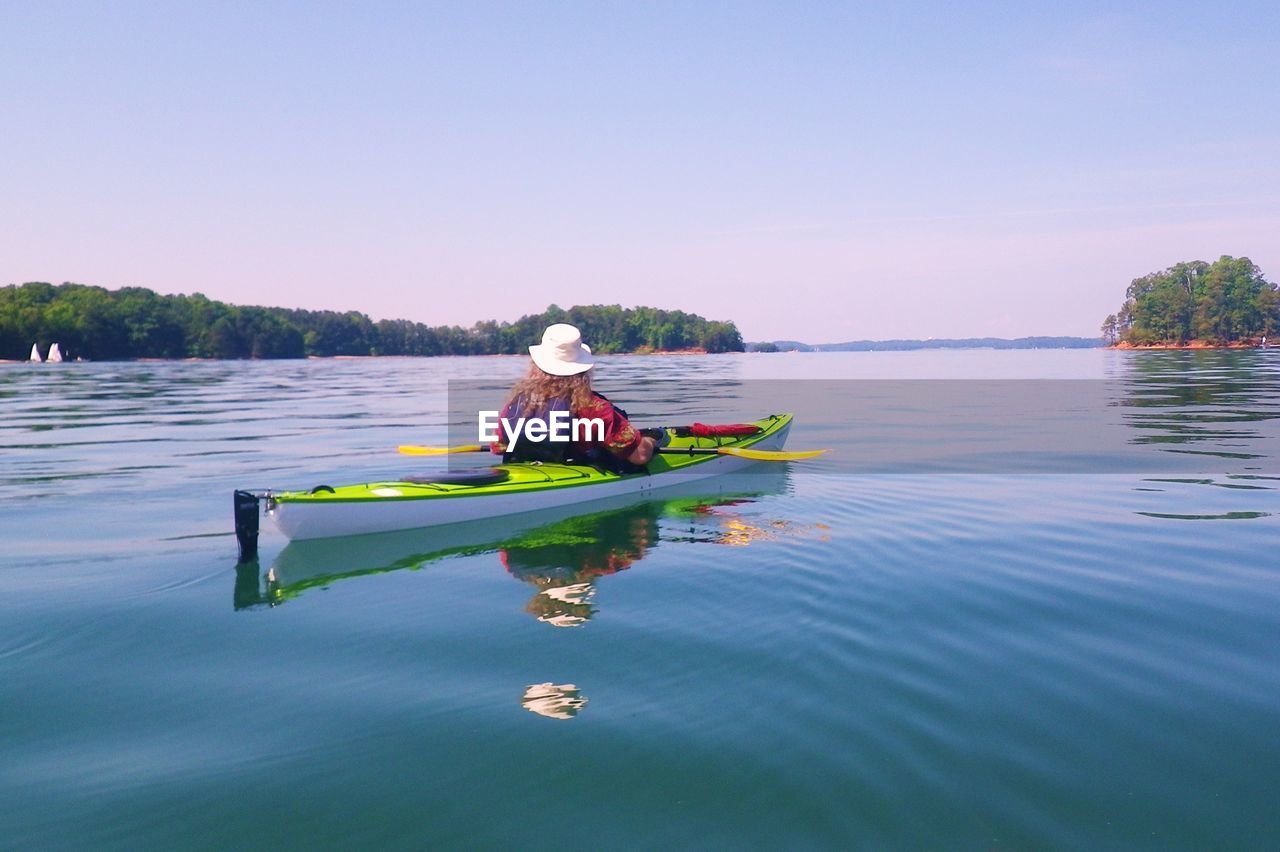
[266,413,793,541]
[237,466,792,609]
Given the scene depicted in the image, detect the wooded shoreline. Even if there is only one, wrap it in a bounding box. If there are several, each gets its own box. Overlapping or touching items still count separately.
[1,282,743,361]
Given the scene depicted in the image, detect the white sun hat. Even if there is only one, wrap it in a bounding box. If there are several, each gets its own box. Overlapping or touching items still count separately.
[529,323,595,376]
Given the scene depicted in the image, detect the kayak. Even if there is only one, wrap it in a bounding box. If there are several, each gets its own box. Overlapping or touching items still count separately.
[261,413,793,542]
[235,467,791,609]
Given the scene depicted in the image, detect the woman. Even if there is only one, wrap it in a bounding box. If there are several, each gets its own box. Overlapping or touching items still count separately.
[494,324,656,468]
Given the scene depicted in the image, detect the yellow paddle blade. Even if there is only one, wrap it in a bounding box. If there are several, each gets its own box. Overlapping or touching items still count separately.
[717,446,828,461]
[398,444,485,456]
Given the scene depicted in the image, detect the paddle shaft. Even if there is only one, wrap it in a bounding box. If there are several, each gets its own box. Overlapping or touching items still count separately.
[397,422,825,462]
[398,443,823,461]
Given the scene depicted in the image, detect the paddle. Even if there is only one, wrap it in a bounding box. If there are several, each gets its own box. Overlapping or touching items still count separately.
[662,445,825,461]
[398,444,485,456]
[396,443,826,462]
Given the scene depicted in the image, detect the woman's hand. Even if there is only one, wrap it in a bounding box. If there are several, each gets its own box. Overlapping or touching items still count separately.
[626,436,656,465]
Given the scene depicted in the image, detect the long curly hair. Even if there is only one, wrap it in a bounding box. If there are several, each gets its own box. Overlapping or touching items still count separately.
[505,363,595,412]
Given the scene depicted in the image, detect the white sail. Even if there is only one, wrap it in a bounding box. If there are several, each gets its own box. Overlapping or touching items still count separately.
[29,343,42,362]
[48,343,64,363]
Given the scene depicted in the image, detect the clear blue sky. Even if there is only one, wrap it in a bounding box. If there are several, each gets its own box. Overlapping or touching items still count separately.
[3,1,1277,341]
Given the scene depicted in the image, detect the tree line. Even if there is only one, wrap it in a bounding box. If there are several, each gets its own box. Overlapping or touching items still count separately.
[1102,256,1278,345]
[0,282,744,360]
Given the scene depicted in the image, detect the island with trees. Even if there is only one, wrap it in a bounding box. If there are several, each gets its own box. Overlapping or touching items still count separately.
[0,282,744,361]
[1101,256,1278,347]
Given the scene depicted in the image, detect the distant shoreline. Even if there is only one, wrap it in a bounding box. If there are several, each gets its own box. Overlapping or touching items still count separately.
[3,285,744,360]
[749,336,1101,352]
[12,341,1276,364]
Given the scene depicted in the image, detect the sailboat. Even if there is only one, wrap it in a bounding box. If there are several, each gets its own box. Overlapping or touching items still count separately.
[48,343,64,363]
[29,343,42,363]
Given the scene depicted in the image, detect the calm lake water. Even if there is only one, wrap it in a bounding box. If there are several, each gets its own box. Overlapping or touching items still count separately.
[2,350,1278,848]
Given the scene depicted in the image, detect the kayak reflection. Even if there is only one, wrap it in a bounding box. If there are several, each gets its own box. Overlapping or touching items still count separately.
[234,469,791,612]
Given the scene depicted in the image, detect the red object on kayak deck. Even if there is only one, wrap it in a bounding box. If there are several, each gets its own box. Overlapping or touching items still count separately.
[690,423,762,437]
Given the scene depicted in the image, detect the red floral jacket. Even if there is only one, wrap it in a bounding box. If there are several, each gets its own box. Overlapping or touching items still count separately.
[493,393,640,458]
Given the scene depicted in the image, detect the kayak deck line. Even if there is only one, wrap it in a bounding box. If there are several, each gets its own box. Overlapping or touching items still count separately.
[234,413,794,555]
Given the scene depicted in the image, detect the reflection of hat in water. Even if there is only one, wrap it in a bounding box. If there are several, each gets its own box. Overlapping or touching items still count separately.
[529,324,595,376]
[521,682,588,719]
